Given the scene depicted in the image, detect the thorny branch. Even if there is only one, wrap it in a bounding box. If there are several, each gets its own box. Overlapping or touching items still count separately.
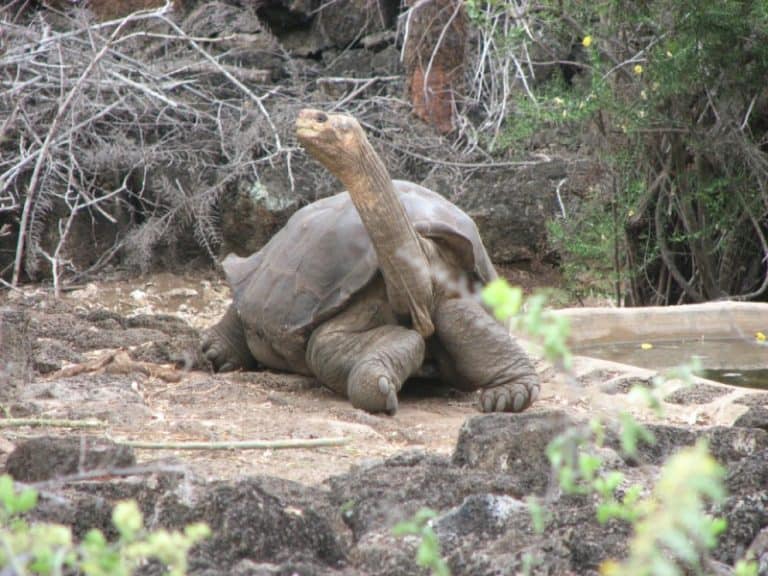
[1,0,565,291]
[1,2,294,287]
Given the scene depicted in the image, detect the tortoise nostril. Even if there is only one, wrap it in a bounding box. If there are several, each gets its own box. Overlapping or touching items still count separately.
[316,112,328,123]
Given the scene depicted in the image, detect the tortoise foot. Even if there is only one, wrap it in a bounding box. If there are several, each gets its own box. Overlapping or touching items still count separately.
[202,329,239,372]
[201,306,256,372]
[348,361,401,415]
[479,381,540,413]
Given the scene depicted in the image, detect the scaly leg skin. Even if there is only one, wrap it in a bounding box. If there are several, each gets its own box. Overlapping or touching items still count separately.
[307,322,425,415]
[201,305,257,372]
[433,297,540,412]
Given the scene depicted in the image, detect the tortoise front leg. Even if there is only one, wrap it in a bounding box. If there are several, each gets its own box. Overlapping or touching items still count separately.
[307,322,424,415]
[201,305,257,372]
[433,297,540,412]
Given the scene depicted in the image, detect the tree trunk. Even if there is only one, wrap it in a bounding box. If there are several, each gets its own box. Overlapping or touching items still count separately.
[403,0,468,134]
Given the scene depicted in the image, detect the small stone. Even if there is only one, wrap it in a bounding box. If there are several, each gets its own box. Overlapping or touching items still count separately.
[69,283,98,300]
[733,406,768,432]
[452,411,575,494]
[130,289,147,302]
[165,287,199,298]
[5,436,135,482]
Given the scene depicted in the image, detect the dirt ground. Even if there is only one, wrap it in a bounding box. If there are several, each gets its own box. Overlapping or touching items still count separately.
[2,270,764,486]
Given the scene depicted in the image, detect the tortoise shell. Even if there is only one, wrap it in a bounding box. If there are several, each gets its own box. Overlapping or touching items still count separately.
[222,180,496,367]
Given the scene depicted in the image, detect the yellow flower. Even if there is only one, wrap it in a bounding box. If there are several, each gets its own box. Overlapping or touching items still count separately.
[582,35,593,48]
[640,342,653,350]
[756,331,767,342]
[633,64,644,75]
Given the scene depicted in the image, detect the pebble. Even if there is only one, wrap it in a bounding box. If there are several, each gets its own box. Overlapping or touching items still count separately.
[130,289,147,302]
[165,287,199,298]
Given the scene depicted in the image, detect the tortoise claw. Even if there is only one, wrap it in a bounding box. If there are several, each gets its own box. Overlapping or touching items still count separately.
[479,382,539,413]
[380,377,399,415]
[348,363,401,415]
[201,305,258,373]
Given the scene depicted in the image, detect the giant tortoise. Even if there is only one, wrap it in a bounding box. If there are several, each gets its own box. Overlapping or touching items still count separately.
[202,109,540,414]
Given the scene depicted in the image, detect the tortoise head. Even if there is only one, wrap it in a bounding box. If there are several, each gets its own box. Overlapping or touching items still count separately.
[296,109,368,178]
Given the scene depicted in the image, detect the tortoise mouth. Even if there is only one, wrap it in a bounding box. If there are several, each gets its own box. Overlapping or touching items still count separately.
[295,108,329,143]
[295,121,319,141]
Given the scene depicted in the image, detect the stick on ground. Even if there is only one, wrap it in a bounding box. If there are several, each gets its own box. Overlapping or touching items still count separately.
[0,418,107,429]
[120,437,350,450]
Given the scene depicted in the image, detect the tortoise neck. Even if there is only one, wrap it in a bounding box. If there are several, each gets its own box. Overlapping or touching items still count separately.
[335,138,435,337]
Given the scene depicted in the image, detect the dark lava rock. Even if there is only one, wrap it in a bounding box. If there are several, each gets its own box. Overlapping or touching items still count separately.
[325,450,524,541]
[30,469,192,541]
[734,407,768,432]
[221,560,341,576]
[715,492,768,565]
[423,157,601,265]
[725,450,768,497]
[714,450,768,565]
[707,427,768,463]
[664,383,732,405]
[434,493,528,541]
[311,0,396,49]
[746,526,768,576]
[611,424,768,466]
[350,531,422,576]
[452,411,575,494]
[431,499,630,576]
[736,393,768,407]
[0,305,32,391]
[164,477,349,571]
[5,436,135,482]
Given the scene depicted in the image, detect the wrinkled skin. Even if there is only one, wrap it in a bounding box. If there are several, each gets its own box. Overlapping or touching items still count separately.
[202,109,540,415]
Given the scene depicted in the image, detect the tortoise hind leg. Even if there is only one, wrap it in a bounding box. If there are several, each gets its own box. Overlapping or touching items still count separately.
[306,282,424,414]
[201,305,257,372]
[433,297,540,412]
[307,323,424,414]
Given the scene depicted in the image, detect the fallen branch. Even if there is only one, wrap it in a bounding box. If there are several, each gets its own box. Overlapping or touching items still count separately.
[51,349,182,383]
[120,437,350,450]
[29,463,189,490]
[0,418,106,429]
[10,2,174,287]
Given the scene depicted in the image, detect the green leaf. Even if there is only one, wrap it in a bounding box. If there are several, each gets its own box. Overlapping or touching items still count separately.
[526,497,549,534]
[391,521,419,536]
[112,500,143,541]
[734,559,759,576]
[578,452,602,481]
[0,475,14,512]
[482,279,523,321]
[184,522,211,542]
[15,489,38,515]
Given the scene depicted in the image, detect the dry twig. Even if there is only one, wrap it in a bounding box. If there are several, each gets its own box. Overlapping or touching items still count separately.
[0,417,106,429]
[120,437,350,450]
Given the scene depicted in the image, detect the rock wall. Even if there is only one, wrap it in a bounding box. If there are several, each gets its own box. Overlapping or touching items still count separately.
[1,0,594,282]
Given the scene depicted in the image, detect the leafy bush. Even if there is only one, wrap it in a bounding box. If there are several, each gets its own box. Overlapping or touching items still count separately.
[481,279,758,575]
[469,0,768,303]
[0,474,209,576]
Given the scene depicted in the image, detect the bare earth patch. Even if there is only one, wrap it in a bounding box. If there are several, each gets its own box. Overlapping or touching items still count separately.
[1,272,764,486]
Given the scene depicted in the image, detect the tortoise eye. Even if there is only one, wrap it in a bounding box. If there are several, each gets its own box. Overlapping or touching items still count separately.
[315,112,328,123]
